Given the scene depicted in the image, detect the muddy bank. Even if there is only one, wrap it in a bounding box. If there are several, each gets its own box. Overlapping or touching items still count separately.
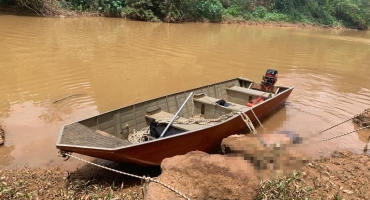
[145,151,259,200]
[1,150,369,199]
[353,108,370,128]
[221,20,348,30]
[0,160,160,199]
[0,125,4,145]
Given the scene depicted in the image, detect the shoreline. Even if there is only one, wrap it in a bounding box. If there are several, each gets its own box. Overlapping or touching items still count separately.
[1,150,369,199]
[0,9,354,31]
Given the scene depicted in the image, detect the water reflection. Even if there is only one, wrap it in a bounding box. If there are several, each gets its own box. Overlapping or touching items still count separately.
[0,145,15,167]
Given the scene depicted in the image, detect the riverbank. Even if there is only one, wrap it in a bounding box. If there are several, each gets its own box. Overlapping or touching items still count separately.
[1,0,369,30]
[1,150,369,199]
[0,125,4,145]
[0,9,350,31]
[221,20,347,30]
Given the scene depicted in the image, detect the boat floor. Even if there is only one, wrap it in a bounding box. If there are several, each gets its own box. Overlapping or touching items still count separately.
[192,95,251,112]
[60,123,131,148]
[145,111,217,131]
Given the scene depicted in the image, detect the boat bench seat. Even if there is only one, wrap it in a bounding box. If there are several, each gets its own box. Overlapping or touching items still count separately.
[226,86,273,98]
[145,110,215,131]
[193,94,250,112]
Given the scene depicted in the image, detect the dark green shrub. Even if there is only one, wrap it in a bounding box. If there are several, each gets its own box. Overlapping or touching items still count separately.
[332,0,368,29]
[0,0,16,7]
[263,12,289,22]
[223,5,243,17]
[252,6,267,18]
[159,0,196,22]
[195,0,224,22]
[121,0,159,21]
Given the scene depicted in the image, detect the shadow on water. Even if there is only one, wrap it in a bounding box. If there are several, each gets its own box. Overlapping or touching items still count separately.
[352,122,370,143]
[0,10,40,17]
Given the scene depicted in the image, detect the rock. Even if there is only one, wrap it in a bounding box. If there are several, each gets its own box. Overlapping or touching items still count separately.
[221,133,309,176]
[0,125,4,145]
[145,151,258,200]
[353,108,370,127]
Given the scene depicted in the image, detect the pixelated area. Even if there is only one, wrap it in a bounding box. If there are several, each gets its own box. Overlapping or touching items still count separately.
[222,131,310,179]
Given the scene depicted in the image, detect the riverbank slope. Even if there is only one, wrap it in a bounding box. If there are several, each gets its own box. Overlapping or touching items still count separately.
[1,0,369,30]
[1,150,369,199]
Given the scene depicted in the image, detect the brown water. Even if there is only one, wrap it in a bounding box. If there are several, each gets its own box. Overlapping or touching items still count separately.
[0,13,369,169]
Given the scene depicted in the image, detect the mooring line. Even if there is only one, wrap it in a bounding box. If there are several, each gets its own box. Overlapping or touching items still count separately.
[320,124,370,142]
[59,152,190,200]
[318,109,370,134]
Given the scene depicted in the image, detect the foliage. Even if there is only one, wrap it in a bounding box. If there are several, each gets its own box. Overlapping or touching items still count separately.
[159,0,196,22]
[1,0,369,29]
[252,6,267,18]
[121,0,160,21]
[0,0,16,7]
[223,5,244,17]
[257,171,312,200]
[194,0,223,22]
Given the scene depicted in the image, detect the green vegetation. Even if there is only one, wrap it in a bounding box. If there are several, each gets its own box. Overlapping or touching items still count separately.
[257,171,312,200]
[1,0,370,29]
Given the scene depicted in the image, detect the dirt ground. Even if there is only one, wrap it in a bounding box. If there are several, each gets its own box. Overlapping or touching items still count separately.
[258,150,370,200]
[0,160,160,199]
[1,150,369,200]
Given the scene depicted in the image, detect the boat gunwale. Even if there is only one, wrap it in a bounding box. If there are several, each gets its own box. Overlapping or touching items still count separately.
[56,77,294,151]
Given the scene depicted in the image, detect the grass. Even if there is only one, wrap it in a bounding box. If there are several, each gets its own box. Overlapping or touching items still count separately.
[256,170,312,200]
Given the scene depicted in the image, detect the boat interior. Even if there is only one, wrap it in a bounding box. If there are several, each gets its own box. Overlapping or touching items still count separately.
[57,78,290,149]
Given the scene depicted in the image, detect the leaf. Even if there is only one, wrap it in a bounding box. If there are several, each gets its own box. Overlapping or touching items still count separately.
[342,189,353,194]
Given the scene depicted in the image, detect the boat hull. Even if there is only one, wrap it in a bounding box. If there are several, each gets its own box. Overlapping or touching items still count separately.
[58,88,292,166]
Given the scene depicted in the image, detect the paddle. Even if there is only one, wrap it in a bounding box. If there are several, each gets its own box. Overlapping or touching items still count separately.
[159,92,194,138]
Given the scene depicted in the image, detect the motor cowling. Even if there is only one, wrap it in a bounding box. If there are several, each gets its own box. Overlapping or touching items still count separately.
[261,69,278,89]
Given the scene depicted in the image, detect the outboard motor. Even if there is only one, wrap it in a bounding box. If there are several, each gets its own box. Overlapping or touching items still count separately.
[261,69,278,90]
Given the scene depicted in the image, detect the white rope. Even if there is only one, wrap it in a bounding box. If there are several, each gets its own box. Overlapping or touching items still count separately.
[59,152,190,200]
[128,127,150,144]
[250,108,264,129]
[319,108,370,134]
[239,112,257,134]
[156,112,237,125]
[320,124,370,142]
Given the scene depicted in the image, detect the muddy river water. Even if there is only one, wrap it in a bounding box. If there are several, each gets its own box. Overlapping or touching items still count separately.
[0,13,369,169]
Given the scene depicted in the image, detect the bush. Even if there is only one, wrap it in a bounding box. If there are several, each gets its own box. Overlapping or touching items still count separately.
[332,0,368,29]
[0,0,16,7]
[252,6,267,18]
[159,0,196,22]
[195,0,224,22]
[263,12,289,22]
[223,5,243,17]
[121,0,159,21]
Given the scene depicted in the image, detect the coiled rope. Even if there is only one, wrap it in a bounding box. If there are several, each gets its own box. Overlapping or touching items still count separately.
[156,112,237,125]
[58,151,191,200]
[128,127,151,144]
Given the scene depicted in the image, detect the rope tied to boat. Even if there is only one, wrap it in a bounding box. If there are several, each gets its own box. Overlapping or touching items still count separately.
[320,124,370,142]
[318,109,370,134]
[58,151,191,200]
[239,112,256,134]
